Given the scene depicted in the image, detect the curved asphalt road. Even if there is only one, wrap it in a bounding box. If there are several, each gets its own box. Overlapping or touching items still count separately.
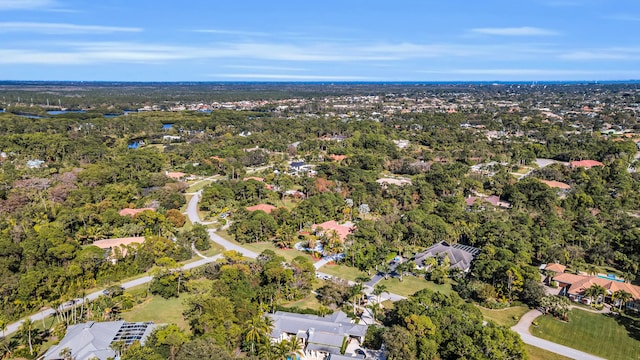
[5,185,600,360]
[511,310,606,360]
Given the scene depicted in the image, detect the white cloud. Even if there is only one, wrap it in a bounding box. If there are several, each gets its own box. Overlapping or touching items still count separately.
[192,29,268,37]
[418,68,640,79]
[223,65,307,71]
[0,0,56,10]
[0,22,142,34]
[210,73,372,81]
[604,15,640,22]
[471,26,559,36]
[559,47,640,60]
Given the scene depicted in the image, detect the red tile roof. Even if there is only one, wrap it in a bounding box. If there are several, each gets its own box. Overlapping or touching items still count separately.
[92,237,145,258]
[246,204,276,214]
[544,263,567,273]
[312,220,355,242]
[118,208,155,217]
[328,154,347,162]
[553,273,640,301]
[571,160,604,169]
[540,179,571,190]
[165,171,187,179]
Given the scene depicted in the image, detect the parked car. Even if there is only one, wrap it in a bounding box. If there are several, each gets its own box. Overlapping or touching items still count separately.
[355,348,367,358]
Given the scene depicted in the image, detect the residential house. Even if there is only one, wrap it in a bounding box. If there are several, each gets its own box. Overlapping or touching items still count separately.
[246,204,276,214]
[465,195,510,210]
[118,207,155,217]
[539,263,567,284]
[165,171,187,180]
[243,176,265,182]
[26,159,45,169]
[539,179,571,191]
[414,241,480,273]
[328,154,347,162]
[42,321,157,360]
[376,177,412,187]
[553,272,640,310]
[570,160,604,169]
[92,237,145,263]
[266,311,368,360]
[312,220,355,242]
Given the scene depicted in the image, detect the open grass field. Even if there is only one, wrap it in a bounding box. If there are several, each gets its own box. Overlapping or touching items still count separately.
[530,309,640,360]
[320,264,368,282]
[525,344,572,360]
[377,276,454,297]
[121,294,190,333]
[477,305,530,327]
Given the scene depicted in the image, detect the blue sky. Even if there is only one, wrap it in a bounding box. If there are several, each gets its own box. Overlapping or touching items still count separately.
[1,0,639,81]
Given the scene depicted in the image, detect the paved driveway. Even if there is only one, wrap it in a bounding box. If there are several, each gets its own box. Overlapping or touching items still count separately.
[511,310,606,360]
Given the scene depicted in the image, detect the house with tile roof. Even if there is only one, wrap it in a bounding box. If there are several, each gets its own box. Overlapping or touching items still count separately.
[539,179,571,190]
[570,160,604,169]
[118,207,155,217]
[312,221,355,242]
[266,311,367,360]
[553,272,640,310]
[92,237,145,263]
[246,203,277,214]
[165,171,188,180]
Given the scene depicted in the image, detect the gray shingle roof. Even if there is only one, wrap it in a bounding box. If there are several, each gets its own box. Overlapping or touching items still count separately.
[268,311,367,340]
[414,241,480,272]
[42,321,156,360]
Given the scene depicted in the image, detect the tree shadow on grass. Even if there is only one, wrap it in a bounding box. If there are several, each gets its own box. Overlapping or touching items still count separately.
[609,311,640,342]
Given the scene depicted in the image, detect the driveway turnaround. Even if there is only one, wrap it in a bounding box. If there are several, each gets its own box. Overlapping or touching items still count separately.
[511,310,606,360]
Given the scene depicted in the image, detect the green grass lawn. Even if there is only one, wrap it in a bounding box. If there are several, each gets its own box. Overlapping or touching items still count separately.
[530,309,640,360]
[120,294,190,333]
[283,293,323,311]
[320,264,369,282]
[525,344,571,360]
[477,305,530,327]
[377,276,454,297]
[217,233,316,263]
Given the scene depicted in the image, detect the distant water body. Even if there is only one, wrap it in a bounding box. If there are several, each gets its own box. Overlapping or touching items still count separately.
[47,110,86,115]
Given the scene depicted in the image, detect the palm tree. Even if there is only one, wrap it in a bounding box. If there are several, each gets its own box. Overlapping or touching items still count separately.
[584,284,606,306]
[59,346,76,360]
[379,263,391,280]
[585,264,599,277]
[0,336,18,360]
[285,337,304,359]
[613,290,632,310]
[244,316,273,355]
[18,319,37,356]
[110,340,126,358]
[373,284,388,304]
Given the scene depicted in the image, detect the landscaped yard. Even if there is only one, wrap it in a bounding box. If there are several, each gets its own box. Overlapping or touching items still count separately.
[377,276,454,297]
[525,344,571,360]
[217,232,316,263]
[121,294,190,333]
[320,264,369,282]
[530,309,640,360]
[283,293,324,311]
[478,305,530,327]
